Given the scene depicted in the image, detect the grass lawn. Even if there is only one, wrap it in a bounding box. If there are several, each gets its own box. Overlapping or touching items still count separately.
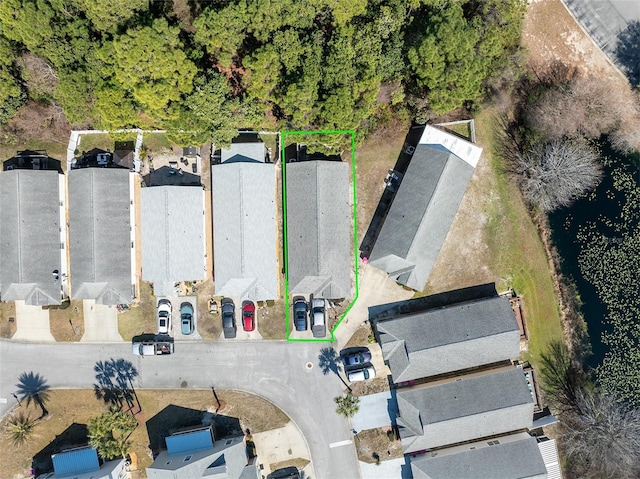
[259,300,287,340]
[0,389,290,477]
[142,133,172,153]
[78,133,114,153]
[0,138,68,162]
[475,107,564,365]
[118,281,156,340]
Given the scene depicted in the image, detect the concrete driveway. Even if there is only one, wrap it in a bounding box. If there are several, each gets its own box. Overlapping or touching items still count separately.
[0,340,360,479]
[81,300,122,342]
[335,265,413,348]
[12,301,54,342]
[253,421,312,477]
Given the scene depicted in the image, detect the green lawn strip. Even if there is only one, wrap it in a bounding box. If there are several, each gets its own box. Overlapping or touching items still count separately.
[78,133,114,153]
[0,138,68,162]
[142,132,172,152]
[476,108,564,366]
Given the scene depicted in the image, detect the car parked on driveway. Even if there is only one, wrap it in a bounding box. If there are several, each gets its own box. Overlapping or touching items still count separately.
[242,301,255,332]
[293,296,307,331]
[342,349,372,367]
[311,297,326,338]
[221,298,236,339]
[157,299,172,334]
[180,302,194,335]
[347,365,376,382]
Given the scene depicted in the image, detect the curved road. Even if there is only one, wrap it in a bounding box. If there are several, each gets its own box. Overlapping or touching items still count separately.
[0,339,360,479]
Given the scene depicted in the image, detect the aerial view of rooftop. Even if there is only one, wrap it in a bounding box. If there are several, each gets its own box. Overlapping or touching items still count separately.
[1,0,639,478]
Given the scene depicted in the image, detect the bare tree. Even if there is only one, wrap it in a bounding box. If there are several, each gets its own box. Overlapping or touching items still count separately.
[561,390,640,479]
[515,138,602,212]
[524,74,640,153]
[537,340,584,414]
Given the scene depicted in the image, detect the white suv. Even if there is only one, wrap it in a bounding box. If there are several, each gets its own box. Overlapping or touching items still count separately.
[347,365,376,382]
[157,299,172,334]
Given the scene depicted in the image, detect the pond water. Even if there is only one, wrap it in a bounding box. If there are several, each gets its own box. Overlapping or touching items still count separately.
[548,142,640,371]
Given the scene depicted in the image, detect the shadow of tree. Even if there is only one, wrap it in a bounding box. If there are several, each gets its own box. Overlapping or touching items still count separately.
[615,20,640,86]
[93,358,139,413]
[16,371,50,418]
[318,347,351,391]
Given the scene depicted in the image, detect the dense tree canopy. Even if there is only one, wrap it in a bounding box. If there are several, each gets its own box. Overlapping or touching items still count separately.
[0,0,527,141]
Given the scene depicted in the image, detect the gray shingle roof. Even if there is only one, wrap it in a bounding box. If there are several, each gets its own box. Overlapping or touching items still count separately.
[286,161,351,299]
[411,435,548,479]
[397,368,534,453]
[0,169,62,305]
[147,434,259,479]
[368,126,482,291]
[212,162,278,300]
[221,142,265,164]
[141,186,206,296]
[69,168,133,305]
[376,296,520,382]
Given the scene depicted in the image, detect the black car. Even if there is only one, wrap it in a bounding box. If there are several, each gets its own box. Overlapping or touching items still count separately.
[293,296,307,331]
[267,467,299,479]
[221,298,236,339]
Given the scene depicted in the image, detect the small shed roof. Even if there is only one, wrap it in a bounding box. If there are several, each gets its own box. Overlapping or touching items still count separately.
[0,169,62,305]
[376,296,520,382]
[52,447,100,476]
[166,428,214,455]
[286,161,351,299]
[221,142,265,164]
[141,186,206,296]
[212,161,278,300]
[69,168,133,305]
[397,367,534,453]
[368,126,482,291]
[410,435,548,479]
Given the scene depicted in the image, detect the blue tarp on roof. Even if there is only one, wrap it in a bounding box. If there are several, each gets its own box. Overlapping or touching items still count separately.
[166,428,214,455]
[52,447,100,476]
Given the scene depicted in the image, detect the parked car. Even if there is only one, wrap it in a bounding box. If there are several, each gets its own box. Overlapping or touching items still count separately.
[267,467,300,479]
[221,298,236,339]
[180,302,194,335]
[293,296,307,331]
[311,297,326,338]
[242,301,255,332]
[347,365,376,382]
[157,299,172,334]
[342,349,372,367]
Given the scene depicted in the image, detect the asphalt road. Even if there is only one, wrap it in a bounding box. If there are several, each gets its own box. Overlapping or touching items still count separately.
[0,340,360,479]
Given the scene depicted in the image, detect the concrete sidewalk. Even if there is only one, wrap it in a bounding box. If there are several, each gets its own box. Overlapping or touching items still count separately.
[335,265,413,349]
[253,421,314,478]
[12,301,55,342]
[81,300,123,342]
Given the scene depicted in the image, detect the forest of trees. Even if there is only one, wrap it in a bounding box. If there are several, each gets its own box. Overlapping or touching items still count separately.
[0,0,526,145]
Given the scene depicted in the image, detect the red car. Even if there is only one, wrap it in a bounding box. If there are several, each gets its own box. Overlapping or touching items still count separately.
[242,301,255,332]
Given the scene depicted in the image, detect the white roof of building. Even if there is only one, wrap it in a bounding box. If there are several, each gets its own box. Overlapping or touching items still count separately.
[141,186,206,296]
[212,161,278,300]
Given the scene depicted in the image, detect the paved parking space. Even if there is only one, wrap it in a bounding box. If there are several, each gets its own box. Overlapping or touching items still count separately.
[156,295,202,340]
[81,300,122,342]
[218,296,263,340]
[13,301,55,342]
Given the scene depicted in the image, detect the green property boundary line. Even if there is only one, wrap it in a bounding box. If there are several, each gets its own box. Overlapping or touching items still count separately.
[281,130,359,342]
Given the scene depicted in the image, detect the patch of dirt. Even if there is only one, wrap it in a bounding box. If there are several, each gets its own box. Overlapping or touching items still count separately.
[270,458,310,473]
[343,324,374,350]
[0,301,16,338]
[47,300,84,341]
[522,0,627,87]
[355,427,403,463]
[350,377,390,397]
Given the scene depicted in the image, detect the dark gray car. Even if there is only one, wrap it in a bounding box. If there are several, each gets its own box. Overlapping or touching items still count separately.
[293,296,307,331]
[221,298,236,339]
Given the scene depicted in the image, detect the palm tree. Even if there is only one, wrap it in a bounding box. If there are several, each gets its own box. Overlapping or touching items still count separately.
[15,372,50,417]
[319,347,351,391]
[6,413,38,446]
[335,393,360,418]
[88,406,138,460]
